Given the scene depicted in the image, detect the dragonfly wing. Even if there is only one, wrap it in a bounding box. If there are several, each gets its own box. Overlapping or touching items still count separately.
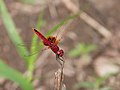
[24,49,41,57]
[17,42,40,48]
[17,42,46,57]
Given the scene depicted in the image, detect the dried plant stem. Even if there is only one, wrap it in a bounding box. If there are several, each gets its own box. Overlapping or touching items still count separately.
[62,0,112,39]
[54,61,66,90]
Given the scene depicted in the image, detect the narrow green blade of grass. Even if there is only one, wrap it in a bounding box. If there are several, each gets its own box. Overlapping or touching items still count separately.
[95,76,109,89]
[100,87,112,90]
[27,14,45,81]
[0,0,29,62]
[0,60,33,90]
[68,43,96,57]
[30,13,45,61]
[20,0,34,4]
[74,82,94,89]
[45,14,78,37]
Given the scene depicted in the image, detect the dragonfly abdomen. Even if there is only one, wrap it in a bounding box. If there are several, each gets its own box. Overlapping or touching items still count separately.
[50,44,59,54]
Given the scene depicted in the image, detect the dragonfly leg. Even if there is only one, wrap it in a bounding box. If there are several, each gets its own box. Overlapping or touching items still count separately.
[58,57,64,62]
[57,59,62,66]
[56,55,64,67]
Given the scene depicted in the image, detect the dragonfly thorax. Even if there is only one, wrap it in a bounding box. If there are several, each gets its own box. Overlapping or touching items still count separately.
[43,36,59,46]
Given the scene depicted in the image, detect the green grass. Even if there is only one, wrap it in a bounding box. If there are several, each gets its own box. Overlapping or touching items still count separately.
[0,0,29,62]
[74,76,112,90]
[0,60,33,90]
[20,0,35,4]
[68,43,96,57]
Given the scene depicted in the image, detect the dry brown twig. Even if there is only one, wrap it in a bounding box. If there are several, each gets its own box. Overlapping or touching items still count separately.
[54,61,66,90]
[48,0,58,18]
[62,0,112,40]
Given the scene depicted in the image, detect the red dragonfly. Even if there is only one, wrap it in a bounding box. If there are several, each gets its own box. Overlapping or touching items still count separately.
[33,28,64,65]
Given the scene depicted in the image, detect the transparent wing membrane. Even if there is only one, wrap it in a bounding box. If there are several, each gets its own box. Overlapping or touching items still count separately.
[24,49,42,57]
[17,42,43,50]
[16,40,45,57]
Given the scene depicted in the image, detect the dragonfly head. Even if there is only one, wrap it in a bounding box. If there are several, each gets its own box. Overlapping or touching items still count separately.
[57,49,64,57]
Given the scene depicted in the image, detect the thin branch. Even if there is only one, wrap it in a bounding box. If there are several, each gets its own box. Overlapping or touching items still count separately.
[54,61,66,90]
[62,0,112,39]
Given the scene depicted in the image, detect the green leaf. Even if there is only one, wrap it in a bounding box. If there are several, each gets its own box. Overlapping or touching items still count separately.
[30,13,45,61]
[0,60,33,90]
[100,87,112,90]
[74,81,94,89]
[0,0,29,62]
[46,14,78,37]
[27,13,45,81]
[20,0,34,4]
[95,76,109,89]
[68,43,96,57]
